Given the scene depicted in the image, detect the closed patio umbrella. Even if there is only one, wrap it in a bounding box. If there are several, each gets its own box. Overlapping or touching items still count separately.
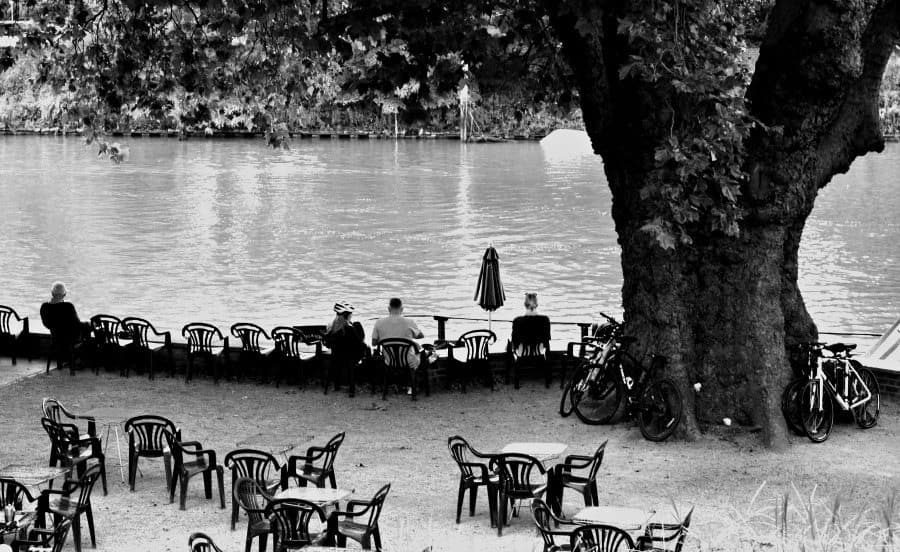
[474,245,506,331]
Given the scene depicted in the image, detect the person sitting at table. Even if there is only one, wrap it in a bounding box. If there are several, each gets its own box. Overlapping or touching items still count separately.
[371,297,434,396]
[323,301,367,397]
[40,281,91,369]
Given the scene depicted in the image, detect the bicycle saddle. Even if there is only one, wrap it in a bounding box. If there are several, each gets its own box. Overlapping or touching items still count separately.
[823,342,856,354]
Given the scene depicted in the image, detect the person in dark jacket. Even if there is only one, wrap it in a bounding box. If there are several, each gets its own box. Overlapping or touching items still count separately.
[324,301,367,396]
[40,282,88,345]
[511,292,551,356]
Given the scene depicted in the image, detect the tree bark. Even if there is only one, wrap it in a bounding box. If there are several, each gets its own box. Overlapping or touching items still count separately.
[547,0,899,446]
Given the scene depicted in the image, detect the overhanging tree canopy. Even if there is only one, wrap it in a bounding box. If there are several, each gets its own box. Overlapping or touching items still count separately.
[9,0,900,446]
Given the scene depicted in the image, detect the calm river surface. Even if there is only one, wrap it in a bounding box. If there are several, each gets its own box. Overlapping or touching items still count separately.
[0,136,897,347]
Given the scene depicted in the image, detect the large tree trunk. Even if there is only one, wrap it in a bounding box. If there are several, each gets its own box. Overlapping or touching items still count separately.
[547,0,898,446]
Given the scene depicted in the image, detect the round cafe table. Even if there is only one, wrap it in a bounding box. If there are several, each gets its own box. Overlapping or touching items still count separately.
[273,487,352,507]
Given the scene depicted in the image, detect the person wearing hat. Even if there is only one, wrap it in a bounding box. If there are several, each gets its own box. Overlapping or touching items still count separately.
[324,301,367,397]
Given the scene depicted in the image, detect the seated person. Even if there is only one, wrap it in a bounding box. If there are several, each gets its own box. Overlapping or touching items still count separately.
[324,301,367,396]
[40,282,89,344]
[371,297,432,396]
[40,282,90,366]
[511,292,551,356]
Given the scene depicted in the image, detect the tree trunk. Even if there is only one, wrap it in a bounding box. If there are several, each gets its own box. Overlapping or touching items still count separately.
[547,0,898,446]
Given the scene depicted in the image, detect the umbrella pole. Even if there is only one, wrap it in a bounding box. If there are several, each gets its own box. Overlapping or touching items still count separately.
[488,311,492,332]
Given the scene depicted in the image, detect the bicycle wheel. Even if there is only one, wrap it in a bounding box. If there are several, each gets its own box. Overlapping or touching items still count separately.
[851,365,880,429]
[572,362,623,425]
[799,380,833,443]
[780,379,806,436]
[638,378,683,441]
[559,368,579,417]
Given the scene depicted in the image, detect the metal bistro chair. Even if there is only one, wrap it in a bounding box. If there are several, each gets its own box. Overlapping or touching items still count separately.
[447,436,498,526]
[121,316,174,379]
[224,449,282,531]
[124,415,179,492]
[266,498,329,551]
[531,498,578,552]
[636,507,694,552]
[90,314,126,375]
[233,477,274,552]
[490,453,548,536]
[183,323,229,383]
[376,338,429,401]
[550,441,607,517]
[231,323,276,381]
[188,532,226,552]
[0,305,29,365]
[282,432,344,490]
[571,524,636,552]
[451,329,497,392]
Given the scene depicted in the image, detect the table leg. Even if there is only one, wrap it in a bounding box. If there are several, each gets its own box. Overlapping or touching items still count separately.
[113,424,126,484]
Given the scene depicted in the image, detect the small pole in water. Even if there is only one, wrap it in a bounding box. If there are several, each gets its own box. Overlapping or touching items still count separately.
[459,84,470,143]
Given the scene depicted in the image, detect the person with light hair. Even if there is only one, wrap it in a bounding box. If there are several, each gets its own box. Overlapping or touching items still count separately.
[510,292,552,387]
[324,301,367,397]
[40,281,89,367]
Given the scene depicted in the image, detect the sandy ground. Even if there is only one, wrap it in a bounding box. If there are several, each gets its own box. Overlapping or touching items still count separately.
[1,357,898,552]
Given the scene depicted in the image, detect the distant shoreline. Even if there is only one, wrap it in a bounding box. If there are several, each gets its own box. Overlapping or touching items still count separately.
[0,127,547,142]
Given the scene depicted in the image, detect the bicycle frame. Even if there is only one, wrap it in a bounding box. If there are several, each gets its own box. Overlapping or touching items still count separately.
[807,353,871,411]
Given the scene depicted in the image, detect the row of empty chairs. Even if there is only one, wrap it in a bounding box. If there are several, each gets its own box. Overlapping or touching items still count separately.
[38,398,390,552]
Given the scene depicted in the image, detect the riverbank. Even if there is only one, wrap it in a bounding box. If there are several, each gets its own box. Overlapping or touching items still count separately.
[2,367,898,551]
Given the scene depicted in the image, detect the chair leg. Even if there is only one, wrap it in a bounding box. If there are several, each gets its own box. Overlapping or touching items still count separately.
[86,503,96,546]
[203,471,212,499]
[258,532,268,552]
[488,486,498,528]
[232,491,239,531]
[180,474,188,510]
[245,527,253,552]
[469,486,478,516]
[164,452,173,491]
[497,491,505,536]
[373,525,382,551]
[381,363,388,401]
[456,483,465,523]
[100,458,108,496]
[217,468,226,509]
[72,512,83,552]
[329,472,336,489]
[129,454,137,491]
[169,472,177,504]
[409,367,417,401]
[360,535,371,550]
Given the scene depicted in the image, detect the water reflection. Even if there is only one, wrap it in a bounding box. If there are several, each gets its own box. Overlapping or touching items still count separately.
[0,137,897,348]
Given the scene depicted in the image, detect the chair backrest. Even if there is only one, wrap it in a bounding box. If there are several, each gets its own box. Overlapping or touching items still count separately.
[182,323,225,354]
[587,441,608,482]
[225,449,280,483]
[447,436,489,480]
[317,432,345,472]
[41,398,66,424]
[231,323,270,354]
[293,325,326,343]
[272,327,306,360]
[233,477,272,525]
[517,342,546,359]
[90,314,123,346]
[0,478,31,510]
[532,498,574,550]
[125,415,179,453]
[642,507,694,552]
[41,417,75,459]
[571,524,636,552]
[0,305,23,336]
[60,464,102,513]
[121,317,161,350]
[22,518,72,552]
[360,484,391,530]
[457,329,496,362]
[188,532,225,552]
[490,453,546,497]
[265,498,327,549]
[377,338,418,369]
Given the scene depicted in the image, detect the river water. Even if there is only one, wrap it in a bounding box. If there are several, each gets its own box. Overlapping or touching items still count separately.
[0,135,897,348]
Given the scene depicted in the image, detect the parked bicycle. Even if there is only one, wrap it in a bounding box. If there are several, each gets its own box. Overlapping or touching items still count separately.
[560,317,683,441]
[559,313,620,417]
[781,341,880,443]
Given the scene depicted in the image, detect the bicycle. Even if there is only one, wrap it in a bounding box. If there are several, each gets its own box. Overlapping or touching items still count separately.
[781,341,880,443]
[564,326,683,441]
[559,313,620,418]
